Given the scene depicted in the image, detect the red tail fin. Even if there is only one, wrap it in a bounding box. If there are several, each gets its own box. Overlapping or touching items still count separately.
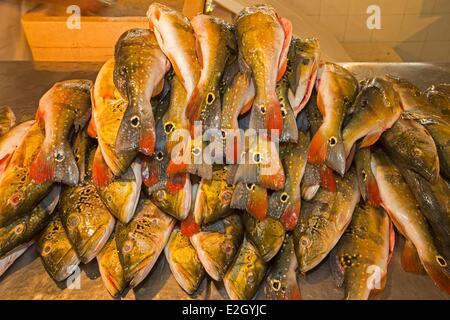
[92,147,112,188]
[308,129,327,164]
[247,186,268,221]
[29,149,55,184]
[280,201,300,231]
[266,99,283,136]
[141,158,159,187]
[138,129,156,156]
[320,166,336,192]
[367,177,382,207]
[401,240,424,274]
[166,173,186,194]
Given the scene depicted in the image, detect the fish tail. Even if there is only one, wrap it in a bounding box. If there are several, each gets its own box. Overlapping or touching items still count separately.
[247,185,268,220]
[366,175,382,207]
[265,98,283,136]
[422,255,450,294]
[87,116,97,138]
[280,200,301,231]
[308,127,327,164]
[30,140,78,185]
[320,165,336,192]
[138,118,156,156]
[92,147,113,188]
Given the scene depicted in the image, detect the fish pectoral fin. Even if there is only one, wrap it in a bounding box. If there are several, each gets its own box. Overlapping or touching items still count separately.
[401,239,424,274]
[92,147,113,187]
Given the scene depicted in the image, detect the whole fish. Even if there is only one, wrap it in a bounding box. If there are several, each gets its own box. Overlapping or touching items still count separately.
[114,29,169,155]
[425,83,450,116]
[30,80,92,186]
[276,73,299,143]
[308,63,358,176]
[0,185,60,258]
[187,15,236,128]
[268,132,309,230]
[38,215,80,282]
[287,37,320,116]
[0,120,35,175]
[97,234,127,298]
[59,149,115,264]
[294,169,360,272]
[235,4,292,135]
[0,123,53,227]
[230,182,268,220]
[190,214,244,281]
[354,147,381,206]
[400,168,450,257]
[403,111,450,180]
[0,106,15,136]
[147,3,200,108]
[90,58,137,177]
[243,213,285,262]
[263,234,302,300]
[386,75,450,122]
[371,150,450,294]
[0,241,33,278]
[165,227,206,294]
[330,204,392,300]
[221,71,255,164]
[342,78,402,158]
[381,117,439,183]
[97,161,142,224]
[115,198,175,288]
[224,237,267,300]
[193,165,235,225]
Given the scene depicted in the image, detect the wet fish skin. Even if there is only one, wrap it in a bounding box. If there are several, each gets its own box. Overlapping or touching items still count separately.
[38,216,80,282]
[425,83,450,117]
[59,150,115,264]
[342,78,402,158]
[300,163,321,201]
[287,37,320,116]
[72,129,93,184]
[91,58,137,177]
[399,168,450,257]
[190,214,244,281]
[294,169,360,273]
[268,132,309,230]
[115,198,175,288]
[0,106,16,136]
[188,15,236,128]
[230,182,268,220]
[243,213,285,262]
[371,149,450,294]
[147,3,200,105]
[165,227,206,294]
[0,123,53,227]
[97,234,127,298]
[0,185,60,258]
[97,161,142,224]
[30,79,92,186]
[276,74,299,143]
[114,29,169,155]
[193,165,235,225]
[308,63,358,176]
[354,147,381,206]
[224,237,267,300]
[330,204,391,300]
[0,120,35,175]
[235,4,291,135]
[264,234,302,300]
[381,117,440,183]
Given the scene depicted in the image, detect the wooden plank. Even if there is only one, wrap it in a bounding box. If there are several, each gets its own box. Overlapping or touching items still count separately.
[31,47,114,62]
[182,0,206,18]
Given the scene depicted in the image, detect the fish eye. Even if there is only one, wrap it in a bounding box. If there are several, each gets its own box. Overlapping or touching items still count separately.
[361,170,367,182]
[300,236,311,248]
[14,223,25,235]
[227,183,234,188]
[192,147,201,156]
[156,151,164,161]
[246,183,255,191]
[164,122,175,134]
[155,190,166,201]
[328,136,337,147]
[42,243,52,256]
[281,107,287,118]
[436,255,447,267]
[74,154,80,162]
[206,92,215,105]
[260,106,266,114]
[221,130,226,139]
[55,152,65,162]
[280,192,289,203]
[412,147,422,157]
[223,242,233,254]
[253,152,262,164]
[247,272,255,283]
[130,116,140,128]
[68,214,80,228]
[123,240,133,253]
[106,194,113,202]
[271,279,281,291]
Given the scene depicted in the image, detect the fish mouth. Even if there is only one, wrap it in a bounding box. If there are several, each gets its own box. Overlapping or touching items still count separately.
[126,256,156,288]
[77,221,115,264]
[53,249,81,282]
[119,162,142,224]
[164,246,198,294]
[190,233,222,281]
[223,277,245,300]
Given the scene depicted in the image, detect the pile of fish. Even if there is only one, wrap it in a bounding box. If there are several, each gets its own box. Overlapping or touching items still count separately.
[0,3,449,300]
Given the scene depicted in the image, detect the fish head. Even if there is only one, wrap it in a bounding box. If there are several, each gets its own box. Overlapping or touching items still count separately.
[151,175,191,220]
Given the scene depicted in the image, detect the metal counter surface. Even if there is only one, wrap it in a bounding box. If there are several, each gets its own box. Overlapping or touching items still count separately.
[0,61,449,300]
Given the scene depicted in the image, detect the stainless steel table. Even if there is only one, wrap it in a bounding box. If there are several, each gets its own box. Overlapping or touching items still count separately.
[0,61,449,300]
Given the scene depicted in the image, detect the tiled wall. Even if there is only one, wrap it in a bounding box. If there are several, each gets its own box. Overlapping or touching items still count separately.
[291,0,450,62]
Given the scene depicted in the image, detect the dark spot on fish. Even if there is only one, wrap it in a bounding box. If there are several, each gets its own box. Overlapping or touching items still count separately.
[221,130,226,139]
[436,255,447,267]
[271,279,281,291]
[156,151,164,161]
[328,136,337,147]
[253,153,261,164]
[280,192,289,203]
[281,107,287,118]
[55,152,65,162]
[164,122,174,134]
[75,155,80,162]
[206,92,215,106]
[361,170,367,182]
[130,116,140,128]
[260,106,266,114]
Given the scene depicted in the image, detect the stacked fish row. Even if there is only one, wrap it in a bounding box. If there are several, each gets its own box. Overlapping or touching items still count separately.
[0,3,449,300]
